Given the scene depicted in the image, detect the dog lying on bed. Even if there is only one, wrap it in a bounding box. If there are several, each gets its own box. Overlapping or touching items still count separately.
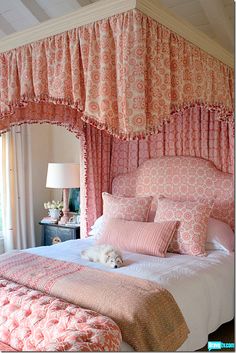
[81,244,123,268]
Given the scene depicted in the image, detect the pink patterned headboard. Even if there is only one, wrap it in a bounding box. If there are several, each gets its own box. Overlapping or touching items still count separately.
[112,157,234,230]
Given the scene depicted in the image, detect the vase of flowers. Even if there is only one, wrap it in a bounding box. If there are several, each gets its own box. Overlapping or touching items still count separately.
[44,200,63,221]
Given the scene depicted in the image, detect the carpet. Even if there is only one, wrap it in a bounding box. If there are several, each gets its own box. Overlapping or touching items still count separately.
[197,319,235,352]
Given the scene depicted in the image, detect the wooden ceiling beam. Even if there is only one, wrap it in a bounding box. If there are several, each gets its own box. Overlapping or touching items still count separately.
[20,0,50,22]
[0,14,15,35]
[199,0,234,53]
[136,0,233,67]
[76,0,92,6]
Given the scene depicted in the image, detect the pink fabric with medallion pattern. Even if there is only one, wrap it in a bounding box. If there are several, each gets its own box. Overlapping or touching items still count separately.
[102,192,152,222]
[154,197,212,256]
[112,157,234,230]
[0,9,233,237]
[85,108,234,236]
[0,10,233,138]
[0,279,122,352]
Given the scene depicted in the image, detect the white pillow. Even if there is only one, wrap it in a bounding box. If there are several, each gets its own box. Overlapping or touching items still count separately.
[206,218,234,252]
[88,216,105,238]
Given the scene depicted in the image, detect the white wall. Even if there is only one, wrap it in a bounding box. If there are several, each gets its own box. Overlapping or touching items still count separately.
[30,124,52,246]
[30,124,80,246]
[50,126,80,201]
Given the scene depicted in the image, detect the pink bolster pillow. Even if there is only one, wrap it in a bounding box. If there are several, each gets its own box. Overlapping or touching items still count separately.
[96,218,179,257]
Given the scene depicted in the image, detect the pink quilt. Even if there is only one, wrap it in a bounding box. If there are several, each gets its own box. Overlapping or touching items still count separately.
[0,251,189,352]
[0,278,122,351]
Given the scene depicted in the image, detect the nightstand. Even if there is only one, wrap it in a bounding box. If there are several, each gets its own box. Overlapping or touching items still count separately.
[39,222,80,246]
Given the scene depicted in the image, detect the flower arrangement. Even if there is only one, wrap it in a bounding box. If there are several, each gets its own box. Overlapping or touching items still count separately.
[44,200,63,210]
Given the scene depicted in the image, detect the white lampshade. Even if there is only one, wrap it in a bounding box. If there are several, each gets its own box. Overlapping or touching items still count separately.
[46,163,80,188]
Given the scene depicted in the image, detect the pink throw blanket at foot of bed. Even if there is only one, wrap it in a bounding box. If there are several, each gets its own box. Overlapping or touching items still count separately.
[0,279,122,351]
[0,251,189,351]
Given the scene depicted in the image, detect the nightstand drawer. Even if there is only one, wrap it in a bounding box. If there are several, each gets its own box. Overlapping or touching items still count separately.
[45,226,60,246]
[57,227,76,242]
[39,222,80,246]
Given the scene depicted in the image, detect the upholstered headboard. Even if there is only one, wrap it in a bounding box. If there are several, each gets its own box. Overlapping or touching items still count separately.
[112,157,234,230]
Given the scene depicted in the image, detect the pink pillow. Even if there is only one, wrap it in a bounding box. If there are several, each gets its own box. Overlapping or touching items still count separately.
[154,197,213,256]
[96,218,179,257]
[102,193,152,222]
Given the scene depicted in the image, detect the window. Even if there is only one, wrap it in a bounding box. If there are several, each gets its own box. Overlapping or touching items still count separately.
[0,135,2,237]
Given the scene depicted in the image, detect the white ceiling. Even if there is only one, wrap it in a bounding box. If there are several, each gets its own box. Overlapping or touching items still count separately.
[0,0,234,54]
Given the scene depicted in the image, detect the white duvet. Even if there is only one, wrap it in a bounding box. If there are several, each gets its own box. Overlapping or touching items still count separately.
[27,237,234,352]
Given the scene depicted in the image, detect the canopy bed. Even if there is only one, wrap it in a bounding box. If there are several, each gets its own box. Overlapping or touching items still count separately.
[0,0,234,351]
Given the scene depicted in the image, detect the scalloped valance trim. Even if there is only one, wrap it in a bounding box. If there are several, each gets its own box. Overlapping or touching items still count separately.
[0,97,233,140]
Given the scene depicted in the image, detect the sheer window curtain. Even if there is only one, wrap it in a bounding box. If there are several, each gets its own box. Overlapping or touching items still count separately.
[0,125,35,253]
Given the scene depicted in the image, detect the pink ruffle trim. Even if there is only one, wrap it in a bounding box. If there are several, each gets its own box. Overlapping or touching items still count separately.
[0,96,234,140]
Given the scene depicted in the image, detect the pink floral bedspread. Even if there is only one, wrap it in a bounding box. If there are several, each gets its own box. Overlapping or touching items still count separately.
[0,278,122,351]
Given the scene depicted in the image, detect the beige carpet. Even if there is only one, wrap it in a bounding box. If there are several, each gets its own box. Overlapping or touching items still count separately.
[197,320,235,352]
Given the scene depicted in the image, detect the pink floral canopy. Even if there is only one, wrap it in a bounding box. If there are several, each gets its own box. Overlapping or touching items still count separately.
[0,9,234,236]
[0,9,234,138]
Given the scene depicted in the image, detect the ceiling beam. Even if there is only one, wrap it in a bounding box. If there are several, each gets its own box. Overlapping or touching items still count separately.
[20,0,50,22]
[76,0,92,6]
[0,29,6,39]
[0,14,15,35]
[199,0,233,53]
[136,0,233,67]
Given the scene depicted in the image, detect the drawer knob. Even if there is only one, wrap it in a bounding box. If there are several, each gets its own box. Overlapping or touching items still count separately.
[52,236,61,245]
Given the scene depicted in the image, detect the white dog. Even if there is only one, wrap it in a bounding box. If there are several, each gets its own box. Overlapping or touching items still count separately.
[81,244,123,269]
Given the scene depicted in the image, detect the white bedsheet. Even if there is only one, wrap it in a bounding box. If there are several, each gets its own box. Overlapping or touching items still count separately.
[27,237,234,352]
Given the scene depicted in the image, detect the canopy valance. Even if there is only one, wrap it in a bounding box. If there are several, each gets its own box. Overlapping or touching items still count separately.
[0,9,234,139]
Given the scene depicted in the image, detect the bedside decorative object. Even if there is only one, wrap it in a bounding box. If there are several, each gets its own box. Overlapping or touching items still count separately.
[40,216,57,224]
[46,163,80,225]
[67,214,80,226]
[44,200,63,221]
[48,208,60,220]
[39,222,80,246]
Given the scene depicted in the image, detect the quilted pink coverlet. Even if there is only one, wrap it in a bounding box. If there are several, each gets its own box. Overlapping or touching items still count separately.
[0,251,189,352]
[0,256,122,351]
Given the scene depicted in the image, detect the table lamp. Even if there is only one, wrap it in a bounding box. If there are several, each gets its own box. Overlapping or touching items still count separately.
[46,163,80,225]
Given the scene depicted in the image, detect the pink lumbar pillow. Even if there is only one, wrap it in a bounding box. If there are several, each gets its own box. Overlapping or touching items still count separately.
[206,218,235,253]
[96,218,179,257]
[154,197,213,256]
[102,192,152,222]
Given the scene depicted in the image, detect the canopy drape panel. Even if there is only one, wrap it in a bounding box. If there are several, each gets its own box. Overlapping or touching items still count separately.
[111,107,234,177]
[0,9,234,236]
[82,124,112,234]
[84,107,234,234]
[0,9,234,139]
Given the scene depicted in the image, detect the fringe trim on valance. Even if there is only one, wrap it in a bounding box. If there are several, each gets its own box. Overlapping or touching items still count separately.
[0,97,233,140]
[0,119,85,138]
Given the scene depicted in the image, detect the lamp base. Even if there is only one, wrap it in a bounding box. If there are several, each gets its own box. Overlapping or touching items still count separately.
[58,188,70,225]
[58,213,70,225]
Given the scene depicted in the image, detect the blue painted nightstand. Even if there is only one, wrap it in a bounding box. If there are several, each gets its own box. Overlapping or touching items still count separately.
[39,222,80,246]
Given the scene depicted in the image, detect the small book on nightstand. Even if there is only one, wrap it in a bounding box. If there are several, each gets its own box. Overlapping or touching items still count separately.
[40,216,58,224]
[64,223,80,227]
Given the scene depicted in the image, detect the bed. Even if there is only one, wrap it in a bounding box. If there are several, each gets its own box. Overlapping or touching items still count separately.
[27,237,234,351]
[0,156,234,351]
